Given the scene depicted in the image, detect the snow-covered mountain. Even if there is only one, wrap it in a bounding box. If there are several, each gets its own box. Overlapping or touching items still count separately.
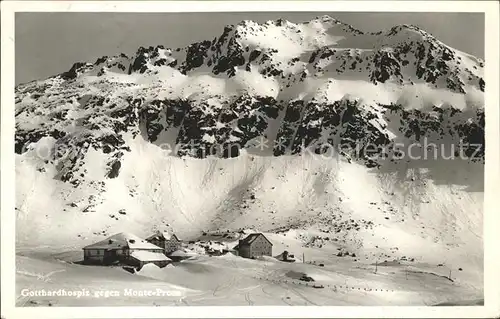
[15,16,484,286]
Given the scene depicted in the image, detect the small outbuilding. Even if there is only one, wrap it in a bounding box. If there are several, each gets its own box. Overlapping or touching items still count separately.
[168,249,197,262]
[234,233,273,259]
[82,232,170,269]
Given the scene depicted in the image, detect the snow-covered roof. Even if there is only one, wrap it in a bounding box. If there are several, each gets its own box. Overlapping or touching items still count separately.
[146,230,179,241]
[130,250,171,262]
[245,234,260,244]
[83,232,162,250]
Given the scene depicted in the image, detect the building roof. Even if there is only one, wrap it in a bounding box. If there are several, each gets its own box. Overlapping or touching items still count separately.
[237,233,273,248]
[83,232,163,250]
[130,250,171,262]
[146,230,179,241]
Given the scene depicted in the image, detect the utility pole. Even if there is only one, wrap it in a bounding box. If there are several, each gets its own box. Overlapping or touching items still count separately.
[303,252,305,264]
